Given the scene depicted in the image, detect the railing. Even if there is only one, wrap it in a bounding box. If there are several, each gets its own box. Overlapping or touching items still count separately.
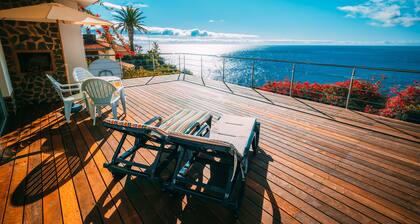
[159,53,420,122]
[85,52,420,122]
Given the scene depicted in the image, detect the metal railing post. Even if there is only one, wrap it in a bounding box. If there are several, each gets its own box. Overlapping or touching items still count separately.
[222,58,226,82]
[152,54,156,72]
[200,56,205,86]
[183,54,186,81]
[289,64,295,96]
[178,54,181,80]
[345,68,356,109]
[251,60,255,88]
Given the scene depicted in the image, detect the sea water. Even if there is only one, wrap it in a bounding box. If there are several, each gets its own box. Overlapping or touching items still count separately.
[158,44,420,93]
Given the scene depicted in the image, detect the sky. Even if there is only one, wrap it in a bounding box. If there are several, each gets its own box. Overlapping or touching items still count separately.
[87,0,420,45]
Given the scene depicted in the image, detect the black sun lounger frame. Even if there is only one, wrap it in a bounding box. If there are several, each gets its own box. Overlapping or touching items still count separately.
[166,118,260,216]
[103,110,212,180]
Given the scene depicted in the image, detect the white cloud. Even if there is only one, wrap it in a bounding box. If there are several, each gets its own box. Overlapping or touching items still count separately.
[133,3,149,8]
[143,26,257,39]
[209,19,224,23]
[415,0,420,12]
[338,0,420,27]
[87,25,419,45]
[102,2,126,10]
[101,1,149,11]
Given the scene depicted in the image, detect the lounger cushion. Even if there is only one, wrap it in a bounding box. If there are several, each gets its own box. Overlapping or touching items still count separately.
[103,109,211,135]
[168,115,257,158]
[103,118,168,136]
[168,132,234,150]
[209,115,256,157]
[159,109,211,133]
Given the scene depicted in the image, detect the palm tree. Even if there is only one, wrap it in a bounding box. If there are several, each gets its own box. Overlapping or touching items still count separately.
[113,6,147,52]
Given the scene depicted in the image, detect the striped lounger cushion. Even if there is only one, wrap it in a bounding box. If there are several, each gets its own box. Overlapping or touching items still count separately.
[158,109,211,133]
[104,109,211,135]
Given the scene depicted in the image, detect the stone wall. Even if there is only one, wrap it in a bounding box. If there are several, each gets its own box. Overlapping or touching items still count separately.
[0,0,66,113]
[0,19,66,112]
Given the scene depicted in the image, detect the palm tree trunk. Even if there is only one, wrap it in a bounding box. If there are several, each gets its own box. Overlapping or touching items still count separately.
[128,28,134,52]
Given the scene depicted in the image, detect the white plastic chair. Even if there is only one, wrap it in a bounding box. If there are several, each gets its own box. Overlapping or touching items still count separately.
[81,78,126,125]
[89,59,122,78]
[73,67,95,83]
[46,74,84,123]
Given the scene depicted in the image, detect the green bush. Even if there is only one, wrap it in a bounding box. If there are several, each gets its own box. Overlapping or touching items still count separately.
[122,67,179,79]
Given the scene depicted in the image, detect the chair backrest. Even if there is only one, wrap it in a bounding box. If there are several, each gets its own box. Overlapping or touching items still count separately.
[73,67,94,82]
[88,59,122,78]
[81,78,117,105]
[46,74,64,100]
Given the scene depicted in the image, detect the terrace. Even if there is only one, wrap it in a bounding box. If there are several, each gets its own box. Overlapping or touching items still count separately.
[1,74,419,224]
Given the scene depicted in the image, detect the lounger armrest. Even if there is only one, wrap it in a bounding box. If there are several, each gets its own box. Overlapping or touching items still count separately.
[184,121,200,134]
[144,116,163,126]
[193,122,210,137]
[168,132,242,183]
[168,132,234,153]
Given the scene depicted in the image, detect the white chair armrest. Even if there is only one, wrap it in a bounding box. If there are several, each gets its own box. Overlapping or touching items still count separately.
[59,83,82,94]
[59,83,81,88]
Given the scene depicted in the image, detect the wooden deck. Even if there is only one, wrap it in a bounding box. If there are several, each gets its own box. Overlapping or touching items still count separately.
[1,75,419,224]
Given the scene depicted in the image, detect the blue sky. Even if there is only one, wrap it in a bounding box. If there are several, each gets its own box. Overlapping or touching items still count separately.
[88,0,420,44]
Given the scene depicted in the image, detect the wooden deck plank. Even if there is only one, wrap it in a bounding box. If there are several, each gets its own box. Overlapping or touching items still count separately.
[72,115,144,223]
[48,110,82,224]
[85,119,166,224]
[60,120,123,224]
[1,77,419,224]
[23,111,46,224]
[2,114,37,224]
[41,111,64,224]
[0,115,24,224]
[53,112,103,224]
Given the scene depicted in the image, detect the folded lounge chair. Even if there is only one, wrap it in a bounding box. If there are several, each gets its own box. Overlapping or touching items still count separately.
[166,114,260,215]
[103,109,212,179]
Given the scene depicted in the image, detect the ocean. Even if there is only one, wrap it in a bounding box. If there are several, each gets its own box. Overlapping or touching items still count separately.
[156,44,420,93]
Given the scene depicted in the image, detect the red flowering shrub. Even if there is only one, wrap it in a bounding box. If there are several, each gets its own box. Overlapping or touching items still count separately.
[260,80,291,95]
[379,83,420,121]
[115,52,123,59]
[260,78,419,123]
[260,79,384,109]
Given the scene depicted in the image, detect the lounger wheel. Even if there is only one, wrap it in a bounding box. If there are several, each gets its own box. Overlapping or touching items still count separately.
[228,201,240,219]
[232,210,239,219]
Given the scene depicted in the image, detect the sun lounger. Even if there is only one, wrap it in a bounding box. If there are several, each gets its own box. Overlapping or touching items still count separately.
[103,109,212,179]
[166,114,260,215]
